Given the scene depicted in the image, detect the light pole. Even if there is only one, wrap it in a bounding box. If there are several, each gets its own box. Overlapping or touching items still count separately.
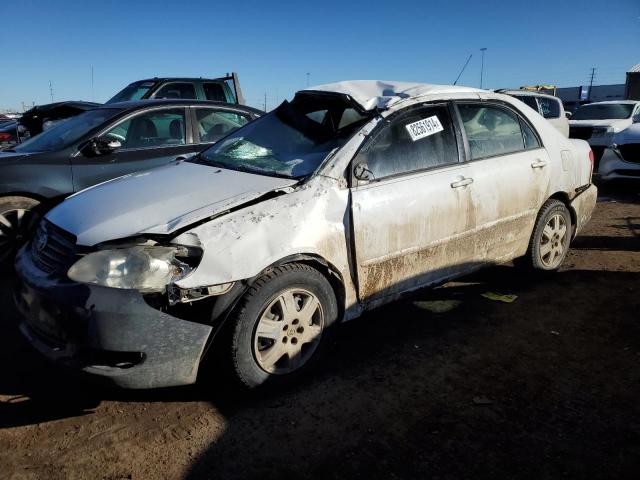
[480,48,487,89]
[306,72,310,87]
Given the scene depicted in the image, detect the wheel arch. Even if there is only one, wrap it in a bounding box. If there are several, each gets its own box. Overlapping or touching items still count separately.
[547,191,577,237]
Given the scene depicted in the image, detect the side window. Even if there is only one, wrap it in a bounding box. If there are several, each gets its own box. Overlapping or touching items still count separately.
[154,82,197,99]
[537,97,561,119]
[458,104,526,160]
[105,108,186,149]
[203,82,226,102]
[358,105,458,180]
[195,109,251,143]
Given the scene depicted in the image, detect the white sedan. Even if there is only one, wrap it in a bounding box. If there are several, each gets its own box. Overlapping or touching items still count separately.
[15,81,597,390]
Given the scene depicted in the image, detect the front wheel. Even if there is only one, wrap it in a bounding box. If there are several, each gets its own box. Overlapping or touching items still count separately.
[0,196,42,269]
[523,199,572,271]
[227,263,338,389]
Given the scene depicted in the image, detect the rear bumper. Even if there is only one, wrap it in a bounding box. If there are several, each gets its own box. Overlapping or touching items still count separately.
[570,184,597,237]
[14,246,213,389]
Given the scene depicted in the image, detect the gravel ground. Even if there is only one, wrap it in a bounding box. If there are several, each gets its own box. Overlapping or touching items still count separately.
[1,181,639,480]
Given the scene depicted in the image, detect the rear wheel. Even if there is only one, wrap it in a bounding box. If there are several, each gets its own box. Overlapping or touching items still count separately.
[0,196,42,269]
[524,199,572,271]
[227,263,338,389]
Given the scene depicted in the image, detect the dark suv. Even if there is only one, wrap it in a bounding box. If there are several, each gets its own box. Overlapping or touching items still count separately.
[0,99,261,266]
[106,73,244,105]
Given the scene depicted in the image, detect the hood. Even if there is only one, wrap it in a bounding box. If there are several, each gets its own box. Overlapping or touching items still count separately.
[569,119,631,130]
[47,161,298,246]
[612,123,640,145]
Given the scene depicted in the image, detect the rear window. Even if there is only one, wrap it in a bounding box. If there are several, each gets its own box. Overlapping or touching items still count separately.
[203,82,226,102]
[537,97,561,119]
[153,82,197,100]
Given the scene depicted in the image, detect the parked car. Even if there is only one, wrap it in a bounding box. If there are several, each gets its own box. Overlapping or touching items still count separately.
[0,99,262,266]
[0,101,100,149]
[598,113,640,180]
[14,81,597,390]
[497,89,569,136]
[105,73,244,105]
[569,100,640,166]
[0,121,27,147]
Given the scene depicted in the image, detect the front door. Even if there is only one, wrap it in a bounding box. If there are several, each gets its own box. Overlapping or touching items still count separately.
[71,107,197,192]
[350,104,477,304]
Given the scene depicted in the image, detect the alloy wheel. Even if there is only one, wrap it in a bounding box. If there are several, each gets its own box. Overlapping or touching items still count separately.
[253,288,324,375]
[0,208,40,264]
[539,213,567,268]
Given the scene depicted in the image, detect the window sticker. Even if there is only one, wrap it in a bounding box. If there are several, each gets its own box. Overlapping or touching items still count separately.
[405,115,444,142]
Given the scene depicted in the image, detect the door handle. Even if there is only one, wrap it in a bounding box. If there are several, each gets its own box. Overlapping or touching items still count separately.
[531,159,547,169]
[450,176,474,188]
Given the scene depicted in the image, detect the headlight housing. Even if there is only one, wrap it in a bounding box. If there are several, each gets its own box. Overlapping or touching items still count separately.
[67,245,195,293]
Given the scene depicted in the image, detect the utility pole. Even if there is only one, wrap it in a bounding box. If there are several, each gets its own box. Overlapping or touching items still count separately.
[479,48,487,89]
[49,80,54,102]
[264,91,267,112]
[306,72,310,87]
[587,67,596,101]
[91,66,94,102]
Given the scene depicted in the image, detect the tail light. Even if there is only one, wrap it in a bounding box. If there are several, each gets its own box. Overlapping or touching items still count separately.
[588,149,594,178]
[0,132,11,142]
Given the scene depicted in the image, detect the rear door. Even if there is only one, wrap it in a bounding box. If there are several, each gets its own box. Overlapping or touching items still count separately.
[456,101,551,263]
[350,103,478,303]
[71,106,196,192]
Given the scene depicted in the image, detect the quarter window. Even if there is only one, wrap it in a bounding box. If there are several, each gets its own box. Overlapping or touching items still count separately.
[458,104,533,159]
[195,109,251,143]
[154,82,197,99]
[105,108,187,149]
[357,105,458,180]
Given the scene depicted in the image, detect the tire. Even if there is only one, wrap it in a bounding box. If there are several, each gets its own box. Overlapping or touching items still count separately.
[523,199,572,272]
[0,196,43,270]
[227,263,338,389]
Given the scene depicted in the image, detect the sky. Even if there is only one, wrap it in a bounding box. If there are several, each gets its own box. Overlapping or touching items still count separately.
[1,0,639,112]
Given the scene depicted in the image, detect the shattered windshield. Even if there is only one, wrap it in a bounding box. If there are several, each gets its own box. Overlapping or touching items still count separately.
[572,103,635,120]
[193,95,372,179]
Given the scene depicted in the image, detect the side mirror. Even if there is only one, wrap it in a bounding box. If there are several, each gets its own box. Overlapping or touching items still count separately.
[84,136,121,156]
[353,162,375,182]
[632,113,640,124]
[565,111,572,119]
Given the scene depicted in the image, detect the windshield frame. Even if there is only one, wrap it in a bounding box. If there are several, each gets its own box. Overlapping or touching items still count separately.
[11,107,125,153]
[572,103,636,121]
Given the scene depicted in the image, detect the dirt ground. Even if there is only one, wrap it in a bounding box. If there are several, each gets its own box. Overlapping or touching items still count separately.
[1,180,639,480]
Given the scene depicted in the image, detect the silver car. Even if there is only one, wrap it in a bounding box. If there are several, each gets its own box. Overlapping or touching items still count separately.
[15,81,597,390]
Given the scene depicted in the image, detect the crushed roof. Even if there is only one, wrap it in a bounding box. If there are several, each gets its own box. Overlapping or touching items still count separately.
[301,80,482,110]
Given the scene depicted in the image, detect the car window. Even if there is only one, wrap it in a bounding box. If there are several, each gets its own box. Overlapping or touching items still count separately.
[458,104,527,160]
[105,108,187,149]
[195,109,251,143]
[106,81,155,104]
[537,97,561,119]
[359,105,458,180]
[514,95,539,112]
[153,82,197,100]
[203,82,227,102]
[572,103,635,120]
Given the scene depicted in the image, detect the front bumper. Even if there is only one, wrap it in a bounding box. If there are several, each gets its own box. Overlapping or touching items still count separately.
[14,246,213,389]
[598,148,640,181]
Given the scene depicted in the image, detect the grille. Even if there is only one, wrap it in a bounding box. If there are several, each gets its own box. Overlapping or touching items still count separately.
[618,144,640,164]
[569,126,594,140]
[31,220,77,274]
